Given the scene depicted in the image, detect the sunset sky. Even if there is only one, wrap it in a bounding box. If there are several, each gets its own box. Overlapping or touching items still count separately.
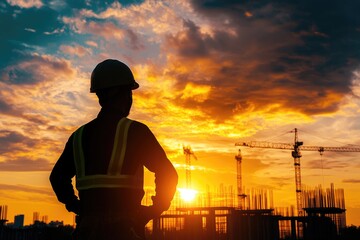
[1,0,360,226]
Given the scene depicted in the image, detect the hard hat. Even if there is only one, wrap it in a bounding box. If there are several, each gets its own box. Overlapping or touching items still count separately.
[90,59,139,93]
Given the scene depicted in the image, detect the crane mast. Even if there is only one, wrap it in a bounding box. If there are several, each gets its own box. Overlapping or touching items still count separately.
[235,128,360,216]
[235,149,246,209]
[292,128,304,216]
[183,146,197,189]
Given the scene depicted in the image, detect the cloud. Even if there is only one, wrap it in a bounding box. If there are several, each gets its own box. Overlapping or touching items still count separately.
[343,179,360,184]
[59,44,92,57]
[6,0,43,9]
[44,27,64,35]
[59,1,189,66]
[85,41,98,48]
[0,158,52,171]
[0,183,52,196]
[0,98,16,115]
[166,19,209,57]
[1,54,75,85]
[125,28,145,50]
[62,15,125,40]
[62,10,147,52]
[269,176,292,187]
[95,1,186,35]
[160,1,360,121]
[3,0,358,125]
[24,27,36,32]
[306,159,350,169]
[0,130,36,154]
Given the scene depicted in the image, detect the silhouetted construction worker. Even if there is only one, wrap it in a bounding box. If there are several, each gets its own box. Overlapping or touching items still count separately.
[50,59,178,240]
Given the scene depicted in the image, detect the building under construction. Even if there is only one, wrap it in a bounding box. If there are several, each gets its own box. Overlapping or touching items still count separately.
[143,183,346,240]
[153,133,352,240]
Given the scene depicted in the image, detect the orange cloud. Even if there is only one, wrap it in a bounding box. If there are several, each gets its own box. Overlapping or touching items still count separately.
[59,44,92,57]
[97,1,186,35]
[180,82,211,102]
[62,16,125,41]
[161,17,356,122]
[6,0,43,8]
[85,41,98,48]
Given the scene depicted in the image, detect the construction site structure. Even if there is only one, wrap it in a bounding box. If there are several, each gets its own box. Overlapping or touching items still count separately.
[33,212,40,224]
[145,183,346,240]
[147,184,346,240]
[183,146,197,189]
[235,128,360,216]
[0,205,8,226]
[235,149,247,209]
[302,183,346,233]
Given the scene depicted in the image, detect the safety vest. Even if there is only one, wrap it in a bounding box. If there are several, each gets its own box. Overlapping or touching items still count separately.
[73,117,143,191]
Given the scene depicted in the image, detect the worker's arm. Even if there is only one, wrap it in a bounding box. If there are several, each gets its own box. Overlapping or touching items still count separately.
[134,123,178,218]
[49,135,80,214]
[151,157,178,213]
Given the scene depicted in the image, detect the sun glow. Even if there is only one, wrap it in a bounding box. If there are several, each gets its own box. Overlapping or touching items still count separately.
[178,188,198,202]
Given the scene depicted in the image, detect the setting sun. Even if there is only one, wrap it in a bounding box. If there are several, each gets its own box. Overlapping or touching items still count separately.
[178,188,198,202]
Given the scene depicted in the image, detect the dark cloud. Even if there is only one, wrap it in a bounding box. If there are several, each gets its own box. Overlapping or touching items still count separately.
[166,1,360,121]
[0,54,74,85]
[269,176,292,187]
[343,179,360,183]
[22,113,49,125]
[126,29,145,51]
[0,158,52,171]
[167,20,209,57]
[0,95,50,125]
[306,159,349,169]
[3,67,34,84]
[0,130,36,154]
[0,98,14,114]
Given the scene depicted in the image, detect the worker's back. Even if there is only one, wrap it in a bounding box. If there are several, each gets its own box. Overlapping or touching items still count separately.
[50,59,178,240]
[78,113,144,215]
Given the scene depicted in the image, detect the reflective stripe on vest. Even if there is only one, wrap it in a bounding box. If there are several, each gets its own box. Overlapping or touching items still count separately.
[73,117,143,190]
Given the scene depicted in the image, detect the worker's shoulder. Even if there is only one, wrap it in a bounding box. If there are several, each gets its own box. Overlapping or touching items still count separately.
[77,119,97,130]
[127,119,158,143]
[128,118,157,136]
[70,119,97,137]
[128,118,150,131]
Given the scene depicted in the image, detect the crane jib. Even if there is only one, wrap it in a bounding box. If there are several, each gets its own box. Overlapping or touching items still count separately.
[236,141,360,152]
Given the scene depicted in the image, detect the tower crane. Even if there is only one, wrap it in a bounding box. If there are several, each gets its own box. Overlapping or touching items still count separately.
[235,149,247,209]
[235,128,360,216]
[183,146,197,189]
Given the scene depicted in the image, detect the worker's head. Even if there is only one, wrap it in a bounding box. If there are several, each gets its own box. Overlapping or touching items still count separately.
[91,59,139,114]
[90,59,139,93]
